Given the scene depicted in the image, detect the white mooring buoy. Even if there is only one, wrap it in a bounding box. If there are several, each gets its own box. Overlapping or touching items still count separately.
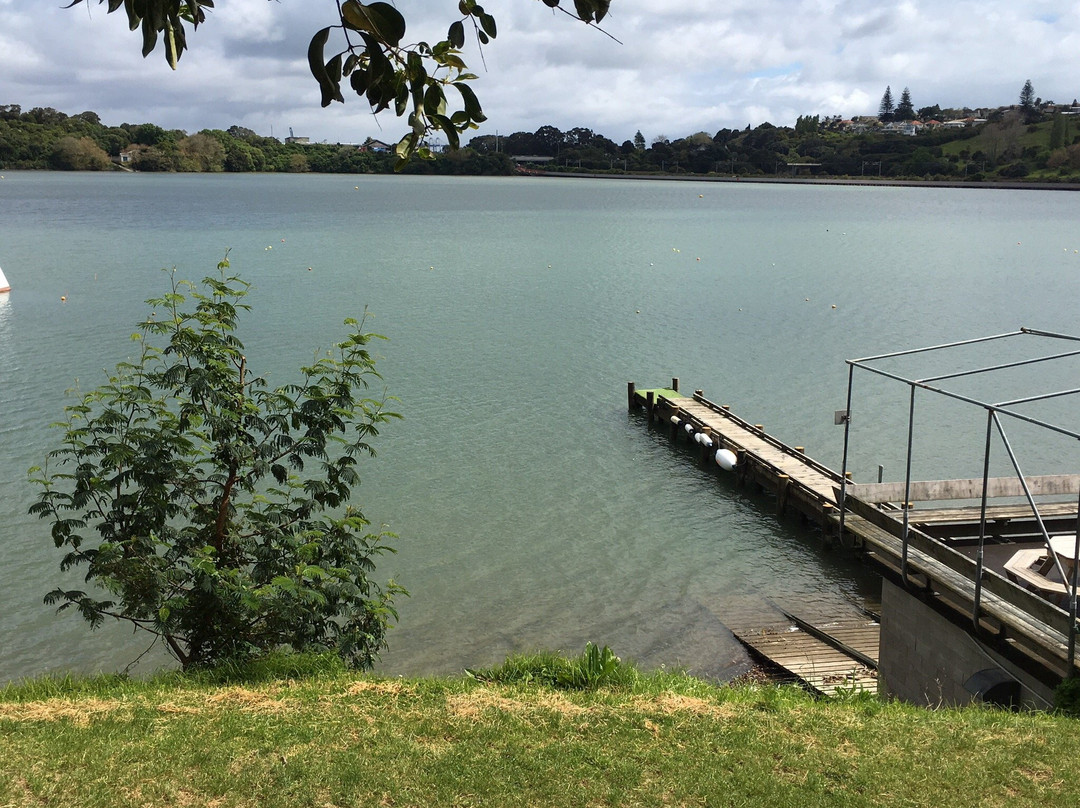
[715,448,737,471]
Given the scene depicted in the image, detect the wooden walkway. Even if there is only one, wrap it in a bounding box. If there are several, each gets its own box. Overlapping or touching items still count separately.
[628,380,1080,681]
[729,613,880,696]
[629,383,846,526]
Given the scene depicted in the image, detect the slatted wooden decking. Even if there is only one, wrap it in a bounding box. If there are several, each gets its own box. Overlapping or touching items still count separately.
[729,617,880,696]
[632,385,846,524]
[628,381,1080,680]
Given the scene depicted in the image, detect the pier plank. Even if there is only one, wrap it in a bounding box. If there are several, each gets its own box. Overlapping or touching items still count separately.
[730,620,880,696]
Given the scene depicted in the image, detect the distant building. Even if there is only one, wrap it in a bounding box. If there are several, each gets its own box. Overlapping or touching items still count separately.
[284,136,310,145]
[359,138,392,153]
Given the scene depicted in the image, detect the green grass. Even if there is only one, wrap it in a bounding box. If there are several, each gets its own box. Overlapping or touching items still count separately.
[1,653,1078,807]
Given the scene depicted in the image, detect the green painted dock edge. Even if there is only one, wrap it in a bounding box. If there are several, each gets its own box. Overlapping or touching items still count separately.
[633,388,681,403]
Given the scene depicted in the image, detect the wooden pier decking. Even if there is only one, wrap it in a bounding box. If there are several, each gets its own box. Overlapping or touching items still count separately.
[730,617,881,695]
[628,380,1080,683]
[729,611,880,696]
[628,382,846,526]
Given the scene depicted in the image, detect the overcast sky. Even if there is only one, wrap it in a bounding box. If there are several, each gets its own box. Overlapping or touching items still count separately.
[3,1,1079,145]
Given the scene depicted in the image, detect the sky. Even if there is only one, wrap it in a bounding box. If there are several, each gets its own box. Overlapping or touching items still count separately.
[2,1,1079,146]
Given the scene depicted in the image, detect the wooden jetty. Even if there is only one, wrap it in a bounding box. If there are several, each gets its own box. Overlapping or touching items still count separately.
[729,611,880,696]
[627,379,848,528]
[627,380,1080,693]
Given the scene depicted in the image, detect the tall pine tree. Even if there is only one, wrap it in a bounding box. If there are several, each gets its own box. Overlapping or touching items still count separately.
[1020,79,1037,122]
[895,88,916,121]
[878,86,895,121]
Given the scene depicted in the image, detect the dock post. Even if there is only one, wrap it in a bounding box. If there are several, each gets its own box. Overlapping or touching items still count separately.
[627,381,636,411]
[671,377,679,392]
[777,475,790,515]
[821,502,836,547]
[694,389,703,399]
[646,390,655,422]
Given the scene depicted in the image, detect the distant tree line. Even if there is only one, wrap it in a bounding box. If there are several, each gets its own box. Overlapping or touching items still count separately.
[0,105,513,175]
[4,94,1080,182]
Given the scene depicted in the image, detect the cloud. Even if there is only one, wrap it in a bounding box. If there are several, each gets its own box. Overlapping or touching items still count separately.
[2,1,1079,145]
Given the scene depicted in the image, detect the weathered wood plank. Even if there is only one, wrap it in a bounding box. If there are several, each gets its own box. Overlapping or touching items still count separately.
[731,617,880,696]
[853,475,1080,503]
[908,501,1078,524]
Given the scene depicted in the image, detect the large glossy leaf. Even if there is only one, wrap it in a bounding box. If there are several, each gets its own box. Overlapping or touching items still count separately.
[431,114,460,149]
[448,20,465,49]
[423,84,446,116]
[341,1,406,47]
[308,27,343,108]
[140,16,158,57]
[454,82,485,122]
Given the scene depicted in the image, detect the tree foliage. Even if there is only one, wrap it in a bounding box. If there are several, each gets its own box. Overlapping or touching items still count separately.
[895,88,915,121]
[1020,79,1036,110]
[66,0,615,167]
[878,86,894,121]
[1019,79,1040,123]
[49,135,112,170]
[30,259,403,670]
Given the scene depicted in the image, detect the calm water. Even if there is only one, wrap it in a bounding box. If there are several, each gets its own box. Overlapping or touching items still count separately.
[3,172,1080,684]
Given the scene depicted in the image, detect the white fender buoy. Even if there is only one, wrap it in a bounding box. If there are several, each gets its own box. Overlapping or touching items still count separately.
[700,436,714,448]
[715,448,737,470]
[670,416,681,426]
[684,422,694,434]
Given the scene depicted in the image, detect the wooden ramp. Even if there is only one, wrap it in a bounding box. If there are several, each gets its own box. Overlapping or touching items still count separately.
[730,614,880,696]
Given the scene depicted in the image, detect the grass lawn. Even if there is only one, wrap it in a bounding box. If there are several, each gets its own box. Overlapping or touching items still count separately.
[2,657,1078,808]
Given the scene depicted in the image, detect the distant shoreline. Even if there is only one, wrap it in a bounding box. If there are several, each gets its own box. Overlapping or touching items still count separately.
[8,167,1080,191]
[527,171,1080,192]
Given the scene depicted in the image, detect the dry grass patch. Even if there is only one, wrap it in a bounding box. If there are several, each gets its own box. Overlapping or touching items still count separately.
[633,692,738,719]
[445,688,525,720]
[446,687,588,722]
[344,679,414,697]
[203,685,293,714]
[0,697,131,726]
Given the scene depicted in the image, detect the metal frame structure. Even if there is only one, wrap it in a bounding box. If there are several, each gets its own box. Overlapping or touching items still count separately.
[836,327,1080,669]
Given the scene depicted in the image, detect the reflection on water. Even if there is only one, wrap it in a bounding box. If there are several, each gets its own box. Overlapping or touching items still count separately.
[1,173,1079,683]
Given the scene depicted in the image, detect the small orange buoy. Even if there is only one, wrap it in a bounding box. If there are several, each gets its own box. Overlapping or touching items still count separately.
[61,296,67,302]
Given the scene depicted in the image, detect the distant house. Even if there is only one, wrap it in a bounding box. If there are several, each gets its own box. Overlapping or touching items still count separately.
[839,120,875,134]
[284,136,310,145]
[359,138,392,153]
[942,117,985,129]
[118,150,135,164]
[883,121,920,136]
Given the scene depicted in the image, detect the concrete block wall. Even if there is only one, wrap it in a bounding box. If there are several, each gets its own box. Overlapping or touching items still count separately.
[878,579,1055,710]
